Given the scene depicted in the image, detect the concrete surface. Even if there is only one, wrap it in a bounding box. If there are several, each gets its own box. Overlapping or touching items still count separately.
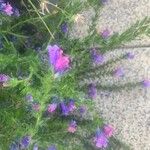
[95,47,150,150]
[96,0,150,47]
[70,0,150,149]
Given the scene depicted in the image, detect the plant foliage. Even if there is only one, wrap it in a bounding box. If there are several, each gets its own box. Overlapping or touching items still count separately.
[0,0,149,149]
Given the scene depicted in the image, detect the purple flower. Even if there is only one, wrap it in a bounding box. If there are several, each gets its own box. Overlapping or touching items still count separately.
[60,102,69,116]
[61,22,68,33]
[95,128,101,138]
[48,45,70,74]
[101,0,108,4]
[0,74,9,82]
[95,133,108,148]
[94,129,108,148]
[88,83,97,99]
[79,106,86,114]
[91,49,104,64]
[26,94,33,102]
[13,8,20,17]
[21,136,31,149]
[68,120,77,133]
[48,145,57,150]
[68,100,76,112]
[0,1,4,9]
[125,52,134,59]
[103,124,114,138]
[113,67,124,77]
[33,144,38,150]
[101,28,110,39]
[142,79,150,88]
[47,103,57,113]
[48,45,61,66]
[9,143,20,150]
[1,2,13,16]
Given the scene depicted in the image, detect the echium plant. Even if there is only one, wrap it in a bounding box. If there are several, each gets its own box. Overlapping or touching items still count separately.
[0,0,150,149]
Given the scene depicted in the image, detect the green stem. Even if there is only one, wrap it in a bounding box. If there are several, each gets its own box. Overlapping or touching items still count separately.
[10,14,52,30]
[1,31,28,38]
[29,0,54,39]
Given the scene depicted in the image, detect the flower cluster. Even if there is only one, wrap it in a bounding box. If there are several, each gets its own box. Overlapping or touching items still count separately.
[48,145,57,150]
[9,136,31,150]
[91,48,104,65]
[0,74,9,83]
[0,0,19,16]
[26,94,40,112]
[142,79,150,88]
[125,52,135,59]
[88,83,97,99]
[68,120,77,133]
[34,98,77,116]
[23,96,81,149]
[0,74,9,87]
[60,100,76,116]
[113,67,124,78]
[61,22,68,33]
[47,103,57,113]
[48,45,70,76]
[94,125,114,148]
[10,136,56,150]
[101,28,110,39]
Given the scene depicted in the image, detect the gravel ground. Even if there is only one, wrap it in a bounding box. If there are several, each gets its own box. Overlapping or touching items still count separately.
[96,0,150,47]
[95,47,150,150]
[70,0,150,149]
